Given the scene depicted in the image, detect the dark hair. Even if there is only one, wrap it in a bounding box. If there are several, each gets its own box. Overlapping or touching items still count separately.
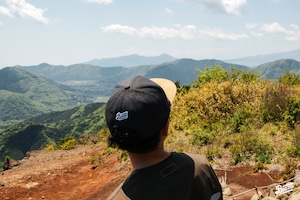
[108,127,161,153]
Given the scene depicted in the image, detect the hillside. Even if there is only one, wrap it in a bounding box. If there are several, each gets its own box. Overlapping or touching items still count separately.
[0,103,107,166]
[144,59,248,84]
[22,59,249,88]
[255,59,300,80]
[1,144,294,200]
[23,58,300,90]
[0,67,79,122]
[2,65,300,168]
[1,66,300,199]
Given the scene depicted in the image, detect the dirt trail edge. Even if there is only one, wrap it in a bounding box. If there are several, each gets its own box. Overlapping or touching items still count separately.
[0,145,282,200]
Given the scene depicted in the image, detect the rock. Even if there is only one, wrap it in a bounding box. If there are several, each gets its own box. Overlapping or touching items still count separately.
[25,181,39,189]
[250,191,262,200]
[294,175,300,187]
[276,193,289,200]
[261,197,277,200]
[289,191,300,200]
[222,187,232,197]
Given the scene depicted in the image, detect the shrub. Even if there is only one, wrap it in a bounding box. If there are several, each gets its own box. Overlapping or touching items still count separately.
[288,125,300,157]
[262,84,291,122]
[281,160,297,180]
[118,150,128,162]
[278,70,300,85]
[229,131,273,164]
[44,144,55,151]
[231,109,251,133]
[89,155,97,165]
[190,129,214,146]
[3,156,11,170]
[283,97,300,127]
[206,147,222,161]
[230,147,246,164]
[103,147,115,156]
[255,152,272,164]
[60,138,77,150]
[253,161,268,172]
[193,64,229,87]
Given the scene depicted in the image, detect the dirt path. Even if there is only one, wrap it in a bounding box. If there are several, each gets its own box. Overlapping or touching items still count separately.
[0,145,283,200]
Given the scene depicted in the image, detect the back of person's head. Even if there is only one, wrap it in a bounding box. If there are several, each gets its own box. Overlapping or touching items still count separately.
[105,76,176,153]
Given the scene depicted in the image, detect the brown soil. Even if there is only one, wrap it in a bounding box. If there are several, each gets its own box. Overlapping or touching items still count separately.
[0,145,283,200]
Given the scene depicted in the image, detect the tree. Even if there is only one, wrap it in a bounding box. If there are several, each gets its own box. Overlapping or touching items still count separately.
[193,64,228,87]
[278,70,300,85]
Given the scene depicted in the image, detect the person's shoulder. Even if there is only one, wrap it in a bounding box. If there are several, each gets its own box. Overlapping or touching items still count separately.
[181,152,209,164]
[106,182,130,200]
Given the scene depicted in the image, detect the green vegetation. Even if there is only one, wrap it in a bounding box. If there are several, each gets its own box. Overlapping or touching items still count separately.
[1,62,300,175]
[0,103,107,170]
[0,67,79,123]
[60,137,77,150]
[168,65,300,167]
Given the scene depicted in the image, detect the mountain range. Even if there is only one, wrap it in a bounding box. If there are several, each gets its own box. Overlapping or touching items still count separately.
[1,50,300,169]
[226,48,300,67]
[0,51,299,122]
[85,53,177,67]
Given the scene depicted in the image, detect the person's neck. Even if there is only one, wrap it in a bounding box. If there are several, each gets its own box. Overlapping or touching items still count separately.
[128,148,171,170]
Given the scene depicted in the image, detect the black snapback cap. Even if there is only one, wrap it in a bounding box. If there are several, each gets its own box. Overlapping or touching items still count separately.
[105,76,176,142]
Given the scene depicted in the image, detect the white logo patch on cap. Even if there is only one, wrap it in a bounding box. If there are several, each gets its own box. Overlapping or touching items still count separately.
[115,111,128,121]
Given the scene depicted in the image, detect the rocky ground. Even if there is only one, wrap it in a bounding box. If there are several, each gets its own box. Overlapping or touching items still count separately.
[0,145,299,200]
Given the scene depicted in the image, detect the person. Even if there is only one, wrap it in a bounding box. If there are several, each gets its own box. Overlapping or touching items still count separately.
[105,75,223,200]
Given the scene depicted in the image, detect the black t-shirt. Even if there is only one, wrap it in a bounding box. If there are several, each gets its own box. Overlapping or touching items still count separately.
[108,152,223,200]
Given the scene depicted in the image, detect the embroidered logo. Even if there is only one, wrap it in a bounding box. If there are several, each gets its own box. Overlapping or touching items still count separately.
[115,111,128,121]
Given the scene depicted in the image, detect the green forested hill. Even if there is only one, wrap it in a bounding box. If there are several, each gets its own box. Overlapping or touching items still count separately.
[23,59,249,86]
[255,59,300,79]
[144,59,249,84]
[22,58,300,87]
[2,58,299,124]
[0,67,78,122]
[0,102,106,166]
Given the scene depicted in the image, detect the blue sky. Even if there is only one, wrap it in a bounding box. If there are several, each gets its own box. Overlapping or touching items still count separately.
[0,0,299,67]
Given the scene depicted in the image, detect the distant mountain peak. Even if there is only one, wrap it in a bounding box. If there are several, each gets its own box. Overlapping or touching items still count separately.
[85,54,177,68]
[226,48,300,67]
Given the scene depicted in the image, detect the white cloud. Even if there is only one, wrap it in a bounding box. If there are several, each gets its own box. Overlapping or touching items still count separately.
[245,22,258,30]
[102,24,197,40]
[0,0,49,24]
[102,24,249,41]
[181,0,247,15]
[0,5,13,17]
[165,8,174,15]
[250,31,263,37]
[83,0,113,4]
[261,22,289,34]
[199,28,249,40]
[102,24,137,35]
[256,22,300,41]
[246,21,300,41]
[222,0,247,15]
[246,23,263,37]
[290,24,299,30]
